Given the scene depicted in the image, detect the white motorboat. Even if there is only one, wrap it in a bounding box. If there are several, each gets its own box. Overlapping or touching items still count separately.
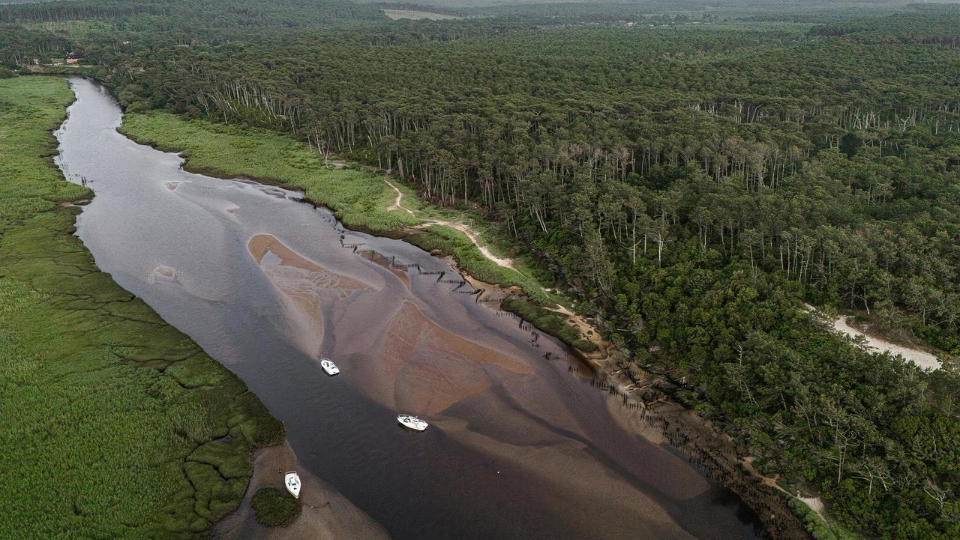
[284,471,301,499]
[397,414,429,432]
[320,358,339,376]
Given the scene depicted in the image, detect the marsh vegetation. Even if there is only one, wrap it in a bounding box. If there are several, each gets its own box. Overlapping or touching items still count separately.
[0,76,283,539]
[251,487,301,527]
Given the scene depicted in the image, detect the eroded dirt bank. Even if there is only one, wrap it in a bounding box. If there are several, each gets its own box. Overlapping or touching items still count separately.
[400,248,809,540]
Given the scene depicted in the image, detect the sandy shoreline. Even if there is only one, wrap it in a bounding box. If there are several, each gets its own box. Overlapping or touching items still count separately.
[422,254,808,539]
[215,441,391,540]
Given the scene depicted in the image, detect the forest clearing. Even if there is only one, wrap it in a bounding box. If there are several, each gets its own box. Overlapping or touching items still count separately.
[382,9,460,20]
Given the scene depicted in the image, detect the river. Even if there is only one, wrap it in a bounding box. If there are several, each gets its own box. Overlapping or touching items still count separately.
[55,77,762,540]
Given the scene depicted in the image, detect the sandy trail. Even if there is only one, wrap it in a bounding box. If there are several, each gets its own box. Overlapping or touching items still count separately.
[742,456,827,522]
[423,219,522,272]
[383,178,415,215]
[766,306,944,524]
[804,304,941,370]
[799,496,827,521]
[832,315,940,370]
[383,177,609,356]
[383,178,520,272]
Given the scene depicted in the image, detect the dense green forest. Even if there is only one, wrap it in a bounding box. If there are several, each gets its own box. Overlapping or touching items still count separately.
[2,1,959,538]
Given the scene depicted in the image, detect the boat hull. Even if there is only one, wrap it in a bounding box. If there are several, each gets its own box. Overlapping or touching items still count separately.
[320,358,339,376]
[284,472,301,499]
[397,415,428,432]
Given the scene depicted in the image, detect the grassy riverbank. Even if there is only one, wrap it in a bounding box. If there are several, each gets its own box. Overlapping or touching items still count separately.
[406,225,550,303]
[120,113,423,235]
[120,113,556,305]
[0,77,283,538]
[500,298,597,352]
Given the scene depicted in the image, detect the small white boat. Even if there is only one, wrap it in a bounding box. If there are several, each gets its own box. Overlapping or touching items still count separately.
[320,358,339,376]
[397,414,429,432]
[284,471,301,499]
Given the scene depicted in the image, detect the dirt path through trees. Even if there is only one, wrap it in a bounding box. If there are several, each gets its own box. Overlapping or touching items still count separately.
[803,304,941,370]
[383,178,414,216]
[832,316,941,370]
[384,177,520,272]
[383,177,608,352]
[742,456,828,523]
[421,220,521,272]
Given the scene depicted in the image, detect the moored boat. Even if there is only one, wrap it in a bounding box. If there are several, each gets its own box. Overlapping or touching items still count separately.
[397,414,428,431]
[320,358,339,375]
[284,471,301,498]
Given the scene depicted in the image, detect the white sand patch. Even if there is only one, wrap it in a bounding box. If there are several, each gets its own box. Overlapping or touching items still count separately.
[383,9,460,20]
[832,315,940,370]
[799,495,827,522]
[804,304,941,370]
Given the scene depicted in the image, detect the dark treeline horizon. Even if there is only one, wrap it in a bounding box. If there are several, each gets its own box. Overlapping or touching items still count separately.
[0,0,953,9]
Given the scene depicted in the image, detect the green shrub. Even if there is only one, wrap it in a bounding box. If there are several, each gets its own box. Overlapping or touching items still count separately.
[786,497,859,540]
[572,338,599,352]
[251,488,301,527]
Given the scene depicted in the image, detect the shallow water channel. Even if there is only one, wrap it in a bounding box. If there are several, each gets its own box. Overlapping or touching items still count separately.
[56,77,762,540]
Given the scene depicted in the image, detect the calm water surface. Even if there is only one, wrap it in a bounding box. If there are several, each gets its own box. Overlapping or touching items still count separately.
[56,78,762,540]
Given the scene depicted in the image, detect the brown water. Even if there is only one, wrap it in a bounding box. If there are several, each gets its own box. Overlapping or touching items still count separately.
[56,77,762,540]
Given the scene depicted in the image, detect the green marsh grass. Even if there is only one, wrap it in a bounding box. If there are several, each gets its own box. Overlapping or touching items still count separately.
[120,112,555,304]
[251,487,301,527]
[120,113,422,235]
[405,225,550,303]
[0,77,282,539]
[500,298,597,352]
